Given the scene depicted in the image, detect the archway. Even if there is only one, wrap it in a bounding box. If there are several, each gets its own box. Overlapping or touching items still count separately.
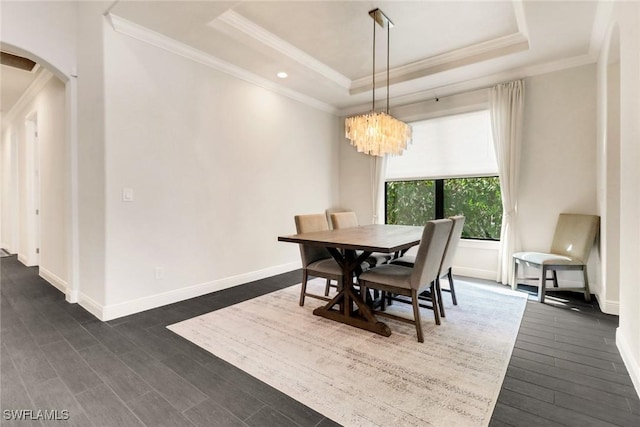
[1,41,79,303]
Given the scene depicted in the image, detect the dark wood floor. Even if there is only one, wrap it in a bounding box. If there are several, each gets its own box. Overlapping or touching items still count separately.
[1,255,639,426]
[492,285,640,427]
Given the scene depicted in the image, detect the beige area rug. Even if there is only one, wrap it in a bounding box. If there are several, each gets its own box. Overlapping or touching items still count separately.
[168,278,527,427]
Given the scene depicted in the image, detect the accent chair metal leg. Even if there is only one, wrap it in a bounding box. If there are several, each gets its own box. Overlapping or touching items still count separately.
[539,265,547,303]
[512,259,519,291]
[582,267,591,302]
[324,279,331,296]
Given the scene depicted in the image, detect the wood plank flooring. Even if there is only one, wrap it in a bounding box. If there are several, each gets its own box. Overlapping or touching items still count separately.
[492,285,640,427]
[1,255,638,426]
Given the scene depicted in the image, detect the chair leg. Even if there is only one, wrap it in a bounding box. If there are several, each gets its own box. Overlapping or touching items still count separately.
[435,277,445,318]
[430,282,441,326]
[582,267,591,302]
[324,279,331,296]
[411,289,424,343]
[300,270,309,306]
[447,268,457,305]
[539,266,547,303]
[380,291,387,311]
[512,259,519,291]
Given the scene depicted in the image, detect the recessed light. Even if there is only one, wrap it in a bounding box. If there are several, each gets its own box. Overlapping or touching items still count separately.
[277,71,288,79]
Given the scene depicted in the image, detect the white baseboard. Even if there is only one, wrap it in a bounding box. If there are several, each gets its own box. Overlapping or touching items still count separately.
[453,266,497,281]
[595,294,620,315]
[17,254,31,266]
[93,261,301,321]
[616,327,640,398]
[39,267,69,295]
[78,292,104,321]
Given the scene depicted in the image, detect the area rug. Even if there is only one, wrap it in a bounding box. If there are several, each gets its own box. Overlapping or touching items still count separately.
[168,278,527,427]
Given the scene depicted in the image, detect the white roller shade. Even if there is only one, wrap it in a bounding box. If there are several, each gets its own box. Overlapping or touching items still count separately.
[386,110,497,180]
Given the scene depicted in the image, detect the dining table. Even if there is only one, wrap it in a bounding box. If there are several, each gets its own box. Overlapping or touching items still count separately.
[278,224,424,336]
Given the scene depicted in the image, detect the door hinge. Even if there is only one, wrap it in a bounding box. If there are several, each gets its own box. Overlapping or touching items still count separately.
[36,209,39,215]
[36,248,40,254]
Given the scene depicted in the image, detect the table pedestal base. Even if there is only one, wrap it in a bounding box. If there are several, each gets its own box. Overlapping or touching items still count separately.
[312,286,391,337]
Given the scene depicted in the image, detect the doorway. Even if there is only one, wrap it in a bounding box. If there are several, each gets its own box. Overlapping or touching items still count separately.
[24,112,41,267]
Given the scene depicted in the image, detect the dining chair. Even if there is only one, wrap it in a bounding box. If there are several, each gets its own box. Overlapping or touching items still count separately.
[330,211,392,264]
[329,211,392,298]
[295,214,343,306]
[512,213,599,303]
[391,215,465,317]
[358,219,453,342]
[325,207,350,229]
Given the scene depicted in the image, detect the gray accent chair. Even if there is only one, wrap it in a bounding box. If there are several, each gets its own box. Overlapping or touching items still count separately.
[512,213,599,303]
[358,219,453,342]
[295,214,343,306]
[391,215,466,317]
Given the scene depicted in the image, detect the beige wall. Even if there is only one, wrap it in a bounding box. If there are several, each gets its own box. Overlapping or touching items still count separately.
[517,64,599,289]
[601,0,640,396]
[100,23,340,317]
[338,65,598,283]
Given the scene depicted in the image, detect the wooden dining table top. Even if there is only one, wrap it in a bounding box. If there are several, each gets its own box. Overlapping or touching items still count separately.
[278,224,424,253]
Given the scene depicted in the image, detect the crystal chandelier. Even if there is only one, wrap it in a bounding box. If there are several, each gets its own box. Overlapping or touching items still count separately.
[345,9,412,157]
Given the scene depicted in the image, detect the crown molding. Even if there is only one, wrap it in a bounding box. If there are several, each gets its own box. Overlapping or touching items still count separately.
[108,14,338,115]
[212,10,351,90]
[339,52,597,117]
[512,0,530,39]
[350,32,529,95]
[589,0,614,57]
[3,68,54,125]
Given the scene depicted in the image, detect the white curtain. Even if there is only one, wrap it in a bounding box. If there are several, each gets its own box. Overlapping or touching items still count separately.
[490,80,524,284]
[370,155,387,224]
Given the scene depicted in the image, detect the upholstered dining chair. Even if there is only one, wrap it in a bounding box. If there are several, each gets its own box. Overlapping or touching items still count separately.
[328,211,392,298]
[295,214,343,306]
[391,216,466,317]
[358,219,453,342]
[330,211,392,265]
[512,213,599,303]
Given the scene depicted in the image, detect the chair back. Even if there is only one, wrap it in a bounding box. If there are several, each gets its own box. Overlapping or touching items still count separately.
[440,216,466,273]
[330,211,359,229]
[550,213,600,263]
[325,207,350,229]
[410,219,453,290]
[294,214,332,267]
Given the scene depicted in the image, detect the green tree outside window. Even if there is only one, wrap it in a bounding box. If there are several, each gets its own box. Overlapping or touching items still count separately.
[386,177,502,240]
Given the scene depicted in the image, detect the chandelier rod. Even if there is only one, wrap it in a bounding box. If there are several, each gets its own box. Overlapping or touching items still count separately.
[386,18,390,114]
[372,12,376,112]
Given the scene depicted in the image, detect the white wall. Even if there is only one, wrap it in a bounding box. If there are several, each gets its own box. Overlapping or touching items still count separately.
[0,75,69,291]
[1,130,19,253]
[0,1,77,80]
[100,24,340,317]
[600,0,640,397]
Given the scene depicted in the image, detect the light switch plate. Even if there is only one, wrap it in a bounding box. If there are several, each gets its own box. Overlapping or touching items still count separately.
[122,187,134,202]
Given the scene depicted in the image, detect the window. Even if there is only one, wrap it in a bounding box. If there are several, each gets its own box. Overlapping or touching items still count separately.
[385,110,503,240]
[386,177,502,240]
